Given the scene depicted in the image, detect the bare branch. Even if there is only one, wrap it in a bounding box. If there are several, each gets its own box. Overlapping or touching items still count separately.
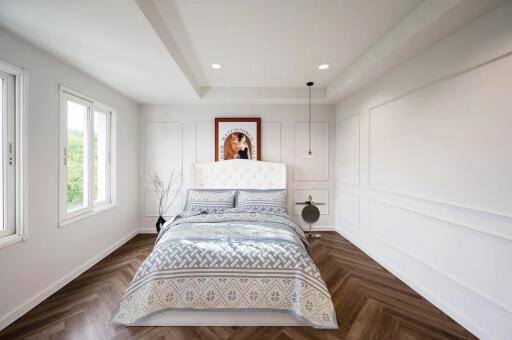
[152,170,183,217]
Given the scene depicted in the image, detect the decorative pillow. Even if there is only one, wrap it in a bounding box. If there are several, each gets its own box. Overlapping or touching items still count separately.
[184,190,236,214]
[236,190,288,214]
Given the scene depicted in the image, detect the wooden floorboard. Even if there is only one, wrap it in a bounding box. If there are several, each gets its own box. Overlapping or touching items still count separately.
[0,232,477,340]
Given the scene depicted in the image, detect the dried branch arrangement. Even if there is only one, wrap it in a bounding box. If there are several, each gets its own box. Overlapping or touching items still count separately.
[152,170,183,217]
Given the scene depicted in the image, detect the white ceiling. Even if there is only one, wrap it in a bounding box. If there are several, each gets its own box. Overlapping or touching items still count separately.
[0,0,503,104]
[164,0,422,88]
[0,0,198,103]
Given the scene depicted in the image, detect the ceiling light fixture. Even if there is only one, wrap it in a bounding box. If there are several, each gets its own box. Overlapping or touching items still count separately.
[318,64,330,70]
[211,63,222,69]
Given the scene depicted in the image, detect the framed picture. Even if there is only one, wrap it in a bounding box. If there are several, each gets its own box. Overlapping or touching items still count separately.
[215,118,261,161]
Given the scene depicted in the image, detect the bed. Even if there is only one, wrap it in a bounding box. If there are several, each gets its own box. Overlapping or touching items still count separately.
[113,160,337,328]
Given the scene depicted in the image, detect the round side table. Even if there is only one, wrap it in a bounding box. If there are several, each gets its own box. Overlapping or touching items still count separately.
[295,195,325,238]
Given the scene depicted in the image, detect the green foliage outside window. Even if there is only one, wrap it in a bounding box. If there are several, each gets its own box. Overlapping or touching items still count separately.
[67,130,99,210]
[67,130,84,210]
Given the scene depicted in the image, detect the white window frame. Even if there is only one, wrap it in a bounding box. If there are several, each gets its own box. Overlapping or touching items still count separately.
[0,60,27,249]
[59,85,116,227]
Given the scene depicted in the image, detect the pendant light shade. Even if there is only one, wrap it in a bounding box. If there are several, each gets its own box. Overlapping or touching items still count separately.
[304,81,315,159]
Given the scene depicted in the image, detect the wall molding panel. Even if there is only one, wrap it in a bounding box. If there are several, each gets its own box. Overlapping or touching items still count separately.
[367,50,512,114]
[367,52,512,220]
[195,121,214,162]
[336,188,360,229]
[367,186,512,222]
[293,121,329,181]
[144,190,183,217]
[261,121,282,162]
[368,199,512,314]
[144,121,184,219]
[144,122,183,182]
[368,190,512,241]
[336,113,360,186]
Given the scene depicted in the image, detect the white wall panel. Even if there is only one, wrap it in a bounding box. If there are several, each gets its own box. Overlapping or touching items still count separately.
[261,122,281,162]
[336,190,360,228]
[145,190,183,217]
[369,188,512,241]
[144,122,183,181]
[336,114,359,185]
[369,54,512,217]
[195,122,214,162]
[370,200,512,312]
[294,122,329,181]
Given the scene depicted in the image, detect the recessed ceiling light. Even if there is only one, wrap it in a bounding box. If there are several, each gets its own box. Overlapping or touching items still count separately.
[211,63,222,69]
[318,64,330,70]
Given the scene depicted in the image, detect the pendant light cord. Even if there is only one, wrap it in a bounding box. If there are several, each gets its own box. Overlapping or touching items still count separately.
[308,84,312,155]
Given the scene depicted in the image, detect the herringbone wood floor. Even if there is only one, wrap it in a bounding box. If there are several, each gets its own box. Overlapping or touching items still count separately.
[0,232,477,340]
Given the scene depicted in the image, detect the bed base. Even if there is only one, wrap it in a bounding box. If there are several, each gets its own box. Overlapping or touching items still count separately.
[129,310,304,327]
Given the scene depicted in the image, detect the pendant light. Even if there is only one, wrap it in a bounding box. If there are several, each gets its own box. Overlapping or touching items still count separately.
[304,81,315,159]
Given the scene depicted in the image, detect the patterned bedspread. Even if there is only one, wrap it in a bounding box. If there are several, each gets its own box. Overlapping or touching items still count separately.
[113,211,338,328]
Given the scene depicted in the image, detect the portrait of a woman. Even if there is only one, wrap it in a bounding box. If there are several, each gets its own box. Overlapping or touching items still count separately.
[223,133,252,160]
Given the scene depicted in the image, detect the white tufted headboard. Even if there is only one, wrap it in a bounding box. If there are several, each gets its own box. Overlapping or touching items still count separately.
[191,160,286,189]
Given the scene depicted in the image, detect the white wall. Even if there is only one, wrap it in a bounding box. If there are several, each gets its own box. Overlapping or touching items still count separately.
[139,103,336,231]
[0,29,139,329]
[335,2,512,339]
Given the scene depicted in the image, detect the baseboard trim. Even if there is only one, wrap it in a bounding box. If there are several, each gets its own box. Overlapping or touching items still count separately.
[0,229,138,332]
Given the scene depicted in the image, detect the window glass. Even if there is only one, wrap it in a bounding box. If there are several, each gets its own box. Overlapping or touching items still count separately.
[66,100,89,212]
[93,110,108,203]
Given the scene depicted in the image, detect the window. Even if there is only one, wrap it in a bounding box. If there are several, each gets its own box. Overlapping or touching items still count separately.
[59,86,116,226]
[0,60,25,248]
